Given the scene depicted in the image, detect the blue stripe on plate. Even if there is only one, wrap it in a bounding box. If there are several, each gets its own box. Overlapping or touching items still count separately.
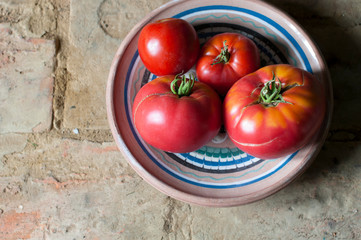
[173,5,312,73]
[179,153,256,167]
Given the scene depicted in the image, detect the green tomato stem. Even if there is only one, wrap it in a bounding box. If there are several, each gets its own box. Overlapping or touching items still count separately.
[212,40,231,65]
[170,74,195,97]
[259,72,291,106]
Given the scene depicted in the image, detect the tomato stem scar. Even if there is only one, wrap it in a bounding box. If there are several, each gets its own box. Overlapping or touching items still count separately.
[212,40,231,65]
[259,72,292,106]
[170,73,195,97]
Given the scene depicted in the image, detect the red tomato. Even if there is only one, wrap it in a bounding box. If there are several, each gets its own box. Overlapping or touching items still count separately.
[196,32,260,96]
[223,64,326,159]
[133,74,222,153]
[138,18,199,76]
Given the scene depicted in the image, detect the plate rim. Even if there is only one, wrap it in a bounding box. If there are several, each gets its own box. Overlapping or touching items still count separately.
[106,0,333,207]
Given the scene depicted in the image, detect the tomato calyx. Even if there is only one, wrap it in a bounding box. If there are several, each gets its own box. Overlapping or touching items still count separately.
[212,40,231,66]
[259,73,292,107]
[170,74,195,97]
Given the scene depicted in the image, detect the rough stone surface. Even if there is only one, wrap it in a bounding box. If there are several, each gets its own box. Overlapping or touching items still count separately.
[98,0,169,39]
[0,176,167,239]
[63,0,168,130]
[0,23,55,133]
[1,0,361,239]
[0,0,35,25]
[0,133,27,171]
[63,0,119,130]
[1,136,131,181]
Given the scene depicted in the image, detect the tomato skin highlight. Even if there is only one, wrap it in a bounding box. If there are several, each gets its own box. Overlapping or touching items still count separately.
[133,75,222,153]
[138,18,200,76]
[196,32,260,96]
[223,64,326,159]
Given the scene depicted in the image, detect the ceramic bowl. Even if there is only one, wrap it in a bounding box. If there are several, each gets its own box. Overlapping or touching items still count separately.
[106,0,332,207]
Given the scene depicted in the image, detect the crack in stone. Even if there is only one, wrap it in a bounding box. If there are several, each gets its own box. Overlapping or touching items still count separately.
[163,197,176,235]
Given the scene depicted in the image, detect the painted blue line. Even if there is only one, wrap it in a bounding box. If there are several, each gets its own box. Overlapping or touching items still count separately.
[124,50,154,157]
[154,147,277,181]
[180,153,255,166]
[153,148,298,188]
[132,65,144,104]
[174,5,311,72]
[191,14,279,42]
[192,14,297,66]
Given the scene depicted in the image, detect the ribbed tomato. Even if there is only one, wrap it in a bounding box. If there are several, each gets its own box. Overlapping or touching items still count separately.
[223,64,326,159]
[196,32,260,96]
[133,75,222,153]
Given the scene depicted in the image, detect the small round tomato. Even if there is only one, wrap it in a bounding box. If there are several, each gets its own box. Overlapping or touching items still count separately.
[138,18,199,76]
[223,64,326,159]
[196,32,260,96]
[133,74,222,153]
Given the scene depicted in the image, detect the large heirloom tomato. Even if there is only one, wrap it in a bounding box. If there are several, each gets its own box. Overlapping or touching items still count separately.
[133,75,222,153]
[138,18,199,76]
[223,64,326,159]
[196,33,260,96]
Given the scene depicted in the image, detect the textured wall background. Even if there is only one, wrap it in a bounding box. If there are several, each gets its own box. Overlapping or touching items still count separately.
[0,0,360,239]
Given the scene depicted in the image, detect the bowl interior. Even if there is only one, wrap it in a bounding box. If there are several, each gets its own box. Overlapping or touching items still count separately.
[107,0,332,207]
